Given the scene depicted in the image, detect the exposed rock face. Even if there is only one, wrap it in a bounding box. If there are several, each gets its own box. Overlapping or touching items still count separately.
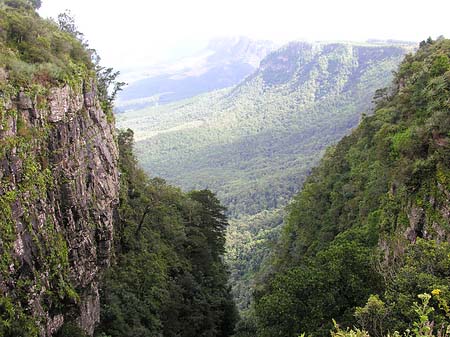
[404,183,450,243]
[0,73,119,336]
[379,173,450,271]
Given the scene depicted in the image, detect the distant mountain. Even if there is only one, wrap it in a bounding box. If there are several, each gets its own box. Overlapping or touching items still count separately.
[116,37,277,111]
[117,40,415,309]
[118,41,413,214]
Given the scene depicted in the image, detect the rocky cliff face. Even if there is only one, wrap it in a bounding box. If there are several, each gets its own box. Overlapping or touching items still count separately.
[0,68,119,336]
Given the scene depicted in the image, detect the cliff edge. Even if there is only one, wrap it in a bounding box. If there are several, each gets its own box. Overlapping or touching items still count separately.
[0,2,119,335]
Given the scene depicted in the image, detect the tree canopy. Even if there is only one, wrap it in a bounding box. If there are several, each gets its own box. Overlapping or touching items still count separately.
[94,129,238,337]
[250,37,450,337]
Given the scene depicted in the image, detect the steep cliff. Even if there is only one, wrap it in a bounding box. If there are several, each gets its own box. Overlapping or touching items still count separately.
[0,2,119,336]
[0,4,238,337]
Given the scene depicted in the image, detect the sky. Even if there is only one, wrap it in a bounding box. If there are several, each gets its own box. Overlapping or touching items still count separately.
[39,0,450,71]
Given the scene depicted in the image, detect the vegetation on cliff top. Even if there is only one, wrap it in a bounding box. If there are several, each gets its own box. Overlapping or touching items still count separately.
[0,0,93,85]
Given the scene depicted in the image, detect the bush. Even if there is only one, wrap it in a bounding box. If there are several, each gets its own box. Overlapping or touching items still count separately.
[56,322,88,337]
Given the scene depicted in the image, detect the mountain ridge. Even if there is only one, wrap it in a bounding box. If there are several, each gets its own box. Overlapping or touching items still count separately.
[116,36,277,110]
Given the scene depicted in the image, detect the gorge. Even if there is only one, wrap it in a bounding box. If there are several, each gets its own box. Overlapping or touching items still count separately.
[1,1,450,337]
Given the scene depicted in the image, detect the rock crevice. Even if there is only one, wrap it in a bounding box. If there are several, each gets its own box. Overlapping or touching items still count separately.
[0,73,119,336]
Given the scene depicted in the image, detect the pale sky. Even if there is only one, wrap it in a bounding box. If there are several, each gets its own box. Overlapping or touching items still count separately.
[39,0,450,71]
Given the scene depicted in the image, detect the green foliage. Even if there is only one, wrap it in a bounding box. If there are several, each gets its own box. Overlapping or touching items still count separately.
[96,66,126,116]
[0,1,93,86]
[355,295,388,337]
[95,129,238,337]
[225,209,284,310]
[56,322,89,337]
[117,41,411,309]
[0,295,39,337]
[333,293,450,337]
[254,38,450,336]
[254,239,382,337]
[0,4,122,117]
[331,320,370,337]
[382,239,450,333]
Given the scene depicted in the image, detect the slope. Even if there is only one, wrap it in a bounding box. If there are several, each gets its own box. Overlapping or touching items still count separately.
[252,37,450,337]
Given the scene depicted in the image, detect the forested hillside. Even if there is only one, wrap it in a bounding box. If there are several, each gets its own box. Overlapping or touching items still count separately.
[250,37,450,337]
[95,130,238,337]
[117,41,413,308]
[118,42,411,217]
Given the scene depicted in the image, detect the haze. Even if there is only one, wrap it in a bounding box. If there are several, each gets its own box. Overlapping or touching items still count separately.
[39,0,450,71]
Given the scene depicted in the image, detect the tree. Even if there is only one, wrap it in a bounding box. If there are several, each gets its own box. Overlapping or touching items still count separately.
[189,189,228,256]
[96,66,126,113]
[3,0,40,10]
[57,11,84,40]
[29,0,40,9]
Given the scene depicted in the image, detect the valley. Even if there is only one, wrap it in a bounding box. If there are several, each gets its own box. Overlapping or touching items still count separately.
[117,40,414,309]
[1,1,450,337]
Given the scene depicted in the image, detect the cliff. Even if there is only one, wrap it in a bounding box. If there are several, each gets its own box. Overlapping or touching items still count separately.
[0,71,119,336]
[0,3,119,336]
[0,4,237,337]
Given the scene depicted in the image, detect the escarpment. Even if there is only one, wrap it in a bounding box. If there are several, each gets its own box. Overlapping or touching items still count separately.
[0,69,119,336]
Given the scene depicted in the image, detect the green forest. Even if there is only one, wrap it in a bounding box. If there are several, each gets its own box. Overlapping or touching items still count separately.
[95,129,238,337]
[1,1,450,337]
[117,39,413,310]
[249,37,450,337]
